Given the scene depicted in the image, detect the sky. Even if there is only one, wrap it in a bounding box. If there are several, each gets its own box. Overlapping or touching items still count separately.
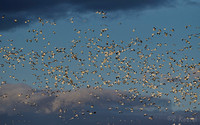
[0,0,200,124]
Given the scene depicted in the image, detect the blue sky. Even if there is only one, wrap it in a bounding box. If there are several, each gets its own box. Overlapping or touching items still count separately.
[0,0,200,124]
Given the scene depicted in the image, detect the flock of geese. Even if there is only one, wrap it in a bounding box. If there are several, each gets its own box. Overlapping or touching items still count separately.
[0,11,200,124]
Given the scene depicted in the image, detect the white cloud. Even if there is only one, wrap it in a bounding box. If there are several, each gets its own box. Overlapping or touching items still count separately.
[0,83,199,125]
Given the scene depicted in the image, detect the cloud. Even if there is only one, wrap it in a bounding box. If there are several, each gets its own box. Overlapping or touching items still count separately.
[0,83,170,114]
[0,0,177,31]
[0,0,176,14]
[0,83,199,125]
[0,16,29,31]
[0,83,117,114]
[184,0,200,6]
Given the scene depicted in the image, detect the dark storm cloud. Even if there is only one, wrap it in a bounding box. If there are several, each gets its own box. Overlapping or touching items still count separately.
[0,0,176,13]
[0,16,28,31]
[0,0,177,31]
